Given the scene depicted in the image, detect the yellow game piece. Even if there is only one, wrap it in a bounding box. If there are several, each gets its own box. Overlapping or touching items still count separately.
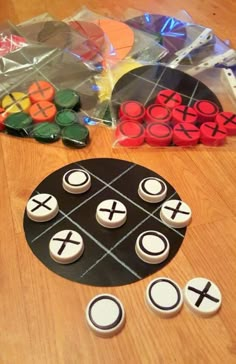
[2,92,31,114]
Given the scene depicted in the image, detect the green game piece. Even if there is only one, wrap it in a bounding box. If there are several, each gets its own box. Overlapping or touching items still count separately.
[32,122,61,143]
[54,89,80,111]
[62,123,89,148]
[55,109,77,128]
[5,112,33,137]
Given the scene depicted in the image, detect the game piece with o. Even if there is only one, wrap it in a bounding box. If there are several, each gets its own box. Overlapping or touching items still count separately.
[86,294,125,337]
[115,120,145,147]
[29,101,57,123]
[146,277,183,317]
[155,89,182,109]
[160,199,192,228]
[193,100,220,123]
[145,122,173,146]
[32,122,61,143]
[172,105,197,125]
[55,109,78,128]
[4,112,33,137]
[145,104,171,124]
[63,169,91,194]
[49,230,84,264]
[2,92,31,114]
[96,199,127,228]
[215,111,236,136]
[0,108,8,131]
[184,277,222,317]
[138,177,167,203]
[28,80,55,103]
[61,123,89,148]
[54,89,81,111]
[26,193,59,222]
[200,122,227,146]
[173,122,200,146]
[119,100,145,122]
[135,231,170,264]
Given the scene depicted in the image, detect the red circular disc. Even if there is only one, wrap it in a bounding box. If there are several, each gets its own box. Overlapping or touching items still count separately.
[28,80,55,103]
[0,35,27,57]
[155,89,182,109]
[215,111,236,136]
[200,122,227,146]
[29,101,57,123]
[193,100,219,123]
[173,122,200,146]
[115,120,145,146]
[119,101,145,122]
[145,104,171,124]
[0,108,8,131]
[145,122,173,146]
[172,105,197,125]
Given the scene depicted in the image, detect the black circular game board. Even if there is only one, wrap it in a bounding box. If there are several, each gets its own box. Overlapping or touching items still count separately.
[24,158,187,287]
[111,64,222,121]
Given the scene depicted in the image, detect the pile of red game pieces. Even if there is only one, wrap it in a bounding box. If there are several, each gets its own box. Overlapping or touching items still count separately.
[115,89,236,147]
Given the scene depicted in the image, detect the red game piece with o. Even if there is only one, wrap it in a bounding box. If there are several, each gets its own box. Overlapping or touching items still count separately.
[145,122,173,146]
[155,89,182,109]
[193,100,219,123]
[29,101,57,123]
[172,105,197,125]
[119,101,145,122]
[0,108,8,131]
[115,120,145,146]
[215,111,236,136]
[173,123,200,146]
[145,104,171,124]
[200,122,227,146]
[28,80,55,103]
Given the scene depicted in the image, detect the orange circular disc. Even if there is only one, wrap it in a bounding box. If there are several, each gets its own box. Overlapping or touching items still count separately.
[95,19,134,64]
[29,101,57,123]
[28,80,55,103]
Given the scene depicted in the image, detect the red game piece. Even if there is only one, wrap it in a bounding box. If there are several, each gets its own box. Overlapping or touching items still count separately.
[155,89,182,109]
[145,104,171,124]
[29,101,57,123]
[200,122,227,146]
[0,35,27,57]
[215,111,236,136]
[173,123,200,146]
[0,108,8,131]
[115,120,145,146]
[193,100,219,123]
[172,105,197,125]
[28,80,55,103]
[119,101,145,122]
[145,122,173,146]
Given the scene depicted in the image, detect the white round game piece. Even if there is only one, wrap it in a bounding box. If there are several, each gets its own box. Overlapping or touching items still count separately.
[184,277,222,317]
[86,294,125,337]
[62,169,91,194]
[135,231,170,264]
[138,177,167,203]
[146,277,183,317]
[49,230,84,264]
[96,199,127,228]
[160,199,192,228]
[26,193,59,222]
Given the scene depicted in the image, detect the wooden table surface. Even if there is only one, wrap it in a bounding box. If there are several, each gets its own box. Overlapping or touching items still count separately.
[0,1,236,363]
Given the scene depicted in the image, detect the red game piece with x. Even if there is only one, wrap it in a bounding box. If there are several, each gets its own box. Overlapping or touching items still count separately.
[0,108,8,131]
[29,101,57,123]
[172,105,197,125]
[116,120,145,146]
[145,104,171,124]
[200,122,227,146]
[215,111,236,136]
[155,89,182,109]
[28,80,55,103]
[194,100,219,124]
[173,122,200,146]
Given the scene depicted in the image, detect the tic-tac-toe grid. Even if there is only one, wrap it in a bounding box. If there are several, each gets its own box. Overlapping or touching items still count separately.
[111,64,222,122]
[24,158,187,287]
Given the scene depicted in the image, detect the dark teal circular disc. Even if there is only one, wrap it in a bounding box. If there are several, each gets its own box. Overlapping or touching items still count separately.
[62,123,89,148]
[33,122,61,143]
[54,89,80,111]
[55,109,77,127]
[5,112,33,137]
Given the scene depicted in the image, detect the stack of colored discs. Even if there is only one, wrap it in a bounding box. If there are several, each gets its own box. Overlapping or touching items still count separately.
[55,109,77,128]
[119,101,145,122]
[0,108,8,131]
[32,122,61,143]
[115,120,145,146]
[28,80,55,103]
[145,122,173,146]
[215,111,236,136]
[54,89,80,111]
[172,105,197,125]
[29,101,57,123]
[173,123,200,146]
[194,100,219,124]
[200,122,227,146]
[4,112,32,137]
[62,123,89,148]
[155,89,182,109]
[145,104,171,124]
[2,92,31,114]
